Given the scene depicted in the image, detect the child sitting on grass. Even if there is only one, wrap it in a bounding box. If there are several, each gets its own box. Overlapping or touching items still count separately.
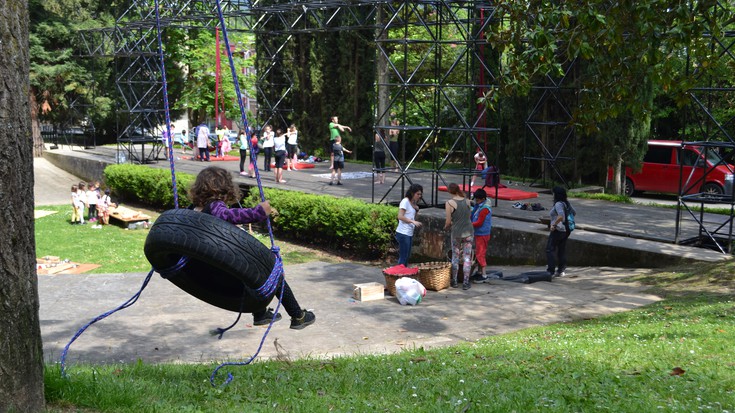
[188,166,316,329]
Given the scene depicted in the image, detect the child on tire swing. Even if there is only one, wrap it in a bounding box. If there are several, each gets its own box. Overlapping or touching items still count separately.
[189,166,316,329]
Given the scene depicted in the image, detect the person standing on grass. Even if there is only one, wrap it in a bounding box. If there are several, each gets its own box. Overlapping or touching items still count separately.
[546,186,576,278]
[444,183,474,290]
[471,188,494,282]
[395,184,423,266]
[188,166,316,329]
[328,116,351,169]
[273,129,288,183]
[261,125,274,172]
[329,135,351,186]
[70,184,80,224]
[86,181,99,223]
[373,129,387,184]
[286,124,298,171]
[76,182,87,224]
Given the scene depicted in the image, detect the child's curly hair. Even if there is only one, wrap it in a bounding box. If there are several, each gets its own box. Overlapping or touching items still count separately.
[189,166,241,207]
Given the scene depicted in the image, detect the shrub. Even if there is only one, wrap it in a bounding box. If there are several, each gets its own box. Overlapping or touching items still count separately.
[245,188,397,257]
[103,164,194,208]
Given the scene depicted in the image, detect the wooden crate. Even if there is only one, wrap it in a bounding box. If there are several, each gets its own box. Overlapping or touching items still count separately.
[353,282,385,302]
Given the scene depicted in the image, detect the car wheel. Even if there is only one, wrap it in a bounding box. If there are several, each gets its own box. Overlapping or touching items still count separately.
[624,178,635,197]
[144,208,276,313]
[702,183,724,196]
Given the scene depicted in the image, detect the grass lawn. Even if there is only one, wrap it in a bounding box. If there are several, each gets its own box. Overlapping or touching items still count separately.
[34,205,350,274]
[41,246,735,412]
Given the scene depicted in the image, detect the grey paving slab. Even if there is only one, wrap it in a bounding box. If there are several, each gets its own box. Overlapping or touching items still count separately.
[40,263,660,365]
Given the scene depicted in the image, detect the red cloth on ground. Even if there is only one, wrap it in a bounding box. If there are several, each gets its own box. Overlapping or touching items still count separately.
[382,264,419,276]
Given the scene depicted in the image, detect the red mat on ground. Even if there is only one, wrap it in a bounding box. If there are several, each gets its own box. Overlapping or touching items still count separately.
[269,162,315,170]
[183,155,239,162]
[438,185,538,201]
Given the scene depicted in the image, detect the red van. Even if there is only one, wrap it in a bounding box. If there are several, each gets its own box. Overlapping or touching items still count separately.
[610,140,734,197]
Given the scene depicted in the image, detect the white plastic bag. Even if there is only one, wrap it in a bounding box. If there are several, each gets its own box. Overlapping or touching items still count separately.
[394,277,427,306]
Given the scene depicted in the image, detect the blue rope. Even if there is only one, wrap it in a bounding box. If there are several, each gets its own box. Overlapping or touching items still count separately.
[61,0,290,383]
[60,270,155,378]
[210,269,286,387]
[154,0,180,209]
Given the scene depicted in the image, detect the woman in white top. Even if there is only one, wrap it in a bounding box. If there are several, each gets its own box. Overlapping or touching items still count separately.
[261,125,275,172]
[273,129,288,183]
[286,124,298,171]
[395,184,423,266]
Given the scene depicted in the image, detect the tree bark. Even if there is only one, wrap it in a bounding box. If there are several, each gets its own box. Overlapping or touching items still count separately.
[0,0,46,411]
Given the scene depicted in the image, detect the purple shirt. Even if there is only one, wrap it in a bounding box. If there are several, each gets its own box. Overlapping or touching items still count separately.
[208,200,267,224]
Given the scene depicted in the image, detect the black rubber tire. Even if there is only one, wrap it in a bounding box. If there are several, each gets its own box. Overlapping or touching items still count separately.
[624,178,635,197]
[701,182,724,196]
[144,208,276,313]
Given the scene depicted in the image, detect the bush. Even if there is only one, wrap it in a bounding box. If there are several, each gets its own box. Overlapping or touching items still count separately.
[245,188,397,258]
[103,164,194,208]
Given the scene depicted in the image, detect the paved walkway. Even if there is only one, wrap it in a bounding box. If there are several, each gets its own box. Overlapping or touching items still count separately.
[39,264,660,364]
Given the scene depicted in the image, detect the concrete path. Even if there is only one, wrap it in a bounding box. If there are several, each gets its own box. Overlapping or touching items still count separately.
[39,263,660,365]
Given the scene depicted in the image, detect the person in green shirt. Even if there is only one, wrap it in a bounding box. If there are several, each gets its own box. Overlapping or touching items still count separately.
[328,116,351,169]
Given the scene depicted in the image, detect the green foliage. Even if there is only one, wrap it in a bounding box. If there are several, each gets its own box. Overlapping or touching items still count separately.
[103,164,194,209]
[244,188,397,257]
[176,30,255,127]
[29,0,115,129]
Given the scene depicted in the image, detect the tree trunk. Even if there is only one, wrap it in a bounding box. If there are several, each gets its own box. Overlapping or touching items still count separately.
[0,1,45,411]
[613,155,623,195]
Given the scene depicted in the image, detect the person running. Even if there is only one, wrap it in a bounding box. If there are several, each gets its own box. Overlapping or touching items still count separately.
[328,116,351,169]
[188,166,316,329]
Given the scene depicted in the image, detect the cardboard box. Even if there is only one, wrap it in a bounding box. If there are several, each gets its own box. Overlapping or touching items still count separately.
[353,282,385,302]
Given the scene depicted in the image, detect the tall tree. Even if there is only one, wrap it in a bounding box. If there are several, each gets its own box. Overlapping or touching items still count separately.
[0,0,45,411]
[488,0,726,192]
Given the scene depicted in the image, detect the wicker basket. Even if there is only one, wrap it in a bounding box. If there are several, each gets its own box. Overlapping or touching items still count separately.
[382,267,419,296]
[416,261,451,291]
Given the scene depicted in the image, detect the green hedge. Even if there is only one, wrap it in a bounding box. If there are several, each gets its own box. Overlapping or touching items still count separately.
[103,164,194,209]
[102,165,397,257]
[245,188,397,258]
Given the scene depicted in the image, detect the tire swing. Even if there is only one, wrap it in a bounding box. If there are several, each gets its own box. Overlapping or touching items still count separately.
[144,208,276,314]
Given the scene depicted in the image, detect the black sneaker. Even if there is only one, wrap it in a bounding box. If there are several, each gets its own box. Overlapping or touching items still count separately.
[462,283,471,290]
[337,181,343,185]
[329,182,333,185]
[290,309,316,330]
[450,279,458,288]
[253,308,282,326]
[471,274,490,284]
